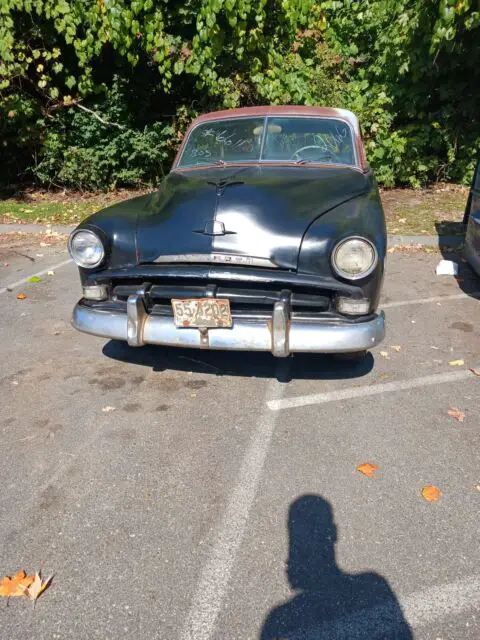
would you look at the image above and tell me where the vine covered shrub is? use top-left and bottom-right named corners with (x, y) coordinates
top-left (0, 0), bottom-right (479, 189)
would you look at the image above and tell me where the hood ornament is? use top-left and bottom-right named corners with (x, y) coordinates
top-left (194, 221), bottom-right (236, 236)
top-left (207, 180), bottom-right (245, 196)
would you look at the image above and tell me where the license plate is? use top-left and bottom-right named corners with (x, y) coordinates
top-left (171, 298), bottom-right (232, 328)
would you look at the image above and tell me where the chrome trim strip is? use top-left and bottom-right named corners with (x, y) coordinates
top-left (153, 253), bottom-right (278, 268)
top-left (72, 303), bottom-right (385, 355)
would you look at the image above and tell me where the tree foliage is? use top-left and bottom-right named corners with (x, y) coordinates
top-left (0, 0), bottom-right (478, 189)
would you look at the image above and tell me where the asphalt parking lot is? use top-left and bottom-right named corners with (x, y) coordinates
top-left (0, 236), bottom-right (479, 639)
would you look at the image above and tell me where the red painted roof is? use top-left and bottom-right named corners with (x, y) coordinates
top-left (193, 105), bottom-right (347, 123)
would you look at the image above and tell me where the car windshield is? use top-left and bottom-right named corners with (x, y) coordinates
top-left (177, 116), bottom-right (356, 167)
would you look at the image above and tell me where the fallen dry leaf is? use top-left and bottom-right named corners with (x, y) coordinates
top-left (469, 368), bottom-right (480, 376)
top-left (421, 485), bottom-right (442, 502)
top-left (387, 246), bottom-right (396, 253)
top-left (356, 462), bottom-right (379, 477)
top-left (449, 359), bottom-right (464, 367)
top-left (380, 351), bottom-right (390, 359)
top-left (20, 571), bottom-right (53, 606)
top-left (16, 292), bottom-right (27, 300)
top-left (391, 345), bottom-right (401, 352)
top-left (47, 270), bottom-right (55, 276)
top-left (447, 407), bottom-right (465, 422)
top-left (474, 484), bottom-right (480, 492)
top-left (398, 218), bottom-right (407, 223)
top-left (102, 406), bottom-right (115, 413)
top-left (0, 570), bottom-right (35, 598)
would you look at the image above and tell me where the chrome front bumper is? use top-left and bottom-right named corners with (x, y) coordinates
top-left (72, 295), bottom-right (385, 357)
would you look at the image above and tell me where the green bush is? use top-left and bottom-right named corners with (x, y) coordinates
top-left (0, 0), bottom-right (478, 190)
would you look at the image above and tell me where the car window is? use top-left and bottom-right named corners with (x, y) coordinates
top-left (178, 118), bottom-right (265, 167)
top-left (177, 116), bottom-right (356, 167)
top-left (262, 117), bottom-right (355, 165)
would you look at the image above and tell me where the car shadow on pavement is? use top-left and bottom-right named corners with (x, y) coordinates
top-left (260, 494), bottom-right (413, 640)
top-left (435, 221), bottom-right (480, 298)
top-left (102, 341), bottom-right (374, 383)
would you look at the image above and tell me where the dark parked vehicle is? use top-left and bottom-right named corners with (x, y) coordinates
top-left (69, 106), bottom-right (386, 357)
top-left (464, 157), bottom-right (480, 277)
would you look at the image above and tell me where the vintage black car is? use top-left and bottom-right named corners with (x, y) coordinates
top-left (464, 157), bottom-right (480, 277)
top-left (69, 106), bottom-right (386, 357)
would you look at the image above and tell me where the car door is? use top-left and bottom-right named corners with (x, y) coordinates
top-left (464, 157), bottom-right (480, 223)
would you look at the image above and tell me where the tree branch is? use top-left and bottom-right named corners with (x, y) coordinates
top-left (41, 96), bottom-right (125, 129)
top-left (74, 103), bottom-right (125, 129)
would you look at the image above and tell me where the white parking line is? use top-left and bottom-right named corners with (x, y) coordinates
top-left (0, 258), bottom-right (73, 295)
top-left (181, 363), bottom-right (290, 640)
top-left (267, 369), bottom-right (474, 412)
top-left (383, 291), bottom-right (480, 308)
top-left (295, 574), bottom-right (480, 639)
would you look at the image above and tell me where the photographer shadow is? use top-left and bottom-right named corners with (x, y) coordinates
top-left (261, 495), bottom-right (412, 639)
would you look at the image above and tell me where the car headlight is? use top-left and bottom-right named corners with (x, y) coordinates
top-left (331, 236), bottom-right (377, 280)
top-left (68, 230), bottom-right (105, 268)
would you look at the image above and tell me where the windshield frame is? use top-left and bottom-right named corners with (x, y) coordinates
top-left (174, 115), bottom-right (359, 170)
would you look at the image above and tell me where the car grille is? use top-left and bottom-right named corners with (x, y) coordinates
top-left (109, 278), bottom-right (331, 316)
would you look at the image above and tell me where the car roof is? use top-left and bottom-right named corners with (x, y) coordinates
top-left (192, 106), bottom-right (360, 135)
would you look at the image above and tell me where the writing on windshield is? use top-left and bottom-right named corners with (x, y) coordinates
top-left (178, 116), bottom-right (356, 167)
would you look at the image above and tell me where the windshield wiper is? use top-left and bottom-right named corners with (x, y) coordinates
top-left (194, 159), bottom-right (226, 168)
top-left (295, 154), bottom-right (333, 164)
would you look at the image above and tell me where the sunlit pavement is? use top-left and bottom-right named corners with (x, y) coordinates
top-left (0, 241), bottom-right (479, 639)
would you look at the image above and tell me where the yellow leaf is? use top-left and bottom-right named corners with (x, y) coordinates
top-left (380, 351), bottom-right (390, 359)
top-left (447, 407), bottom-right (465, 422)
top-left (391, 345), bottom-right (401, 352)
top-left (0, 570), bottom-right (34, 598)
top-left (421, 485), bottom-right (441, 502)
top-left (356, 462), bottom-right (379, 477)
top-left (20, 571), bottom-right (53, 605)
top-left (449, 359), bottom-right (464, 366)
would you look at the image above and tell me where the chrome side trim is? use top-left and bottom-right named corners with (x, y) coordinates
top-left (153, 253), bottom-right (278, 268)
top-left (72, 302), bottom-right (385, 355)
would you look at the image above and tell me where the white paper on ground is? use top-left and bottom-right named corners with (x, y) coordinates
top-left (436, 259), bottom-right (459, 276)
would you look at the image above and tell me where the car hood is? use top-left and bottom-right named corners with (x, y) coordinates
top-left (135, 164), bottom-right (372, 270)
